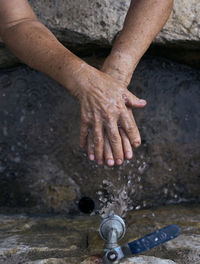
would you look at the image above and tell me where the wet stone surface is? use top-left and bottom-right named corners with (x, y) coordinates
top-left (0, 56), bottom-right (200, 215)
top-left (0, 205), bottom-right (199, 264)
top-left (82, 256), bottom-right (176, 264)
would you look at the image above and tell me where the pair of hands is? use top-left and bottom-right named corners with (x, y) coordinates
top-left (74, 59), bottom-right (146, 166)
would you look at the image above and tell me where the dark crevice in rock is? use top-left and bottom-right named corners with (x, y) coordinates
top-left (147, 44), bottom-right (200, 69)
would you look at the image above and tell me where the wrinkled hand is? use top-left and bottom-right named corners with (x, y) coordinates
top-left (86, 55), bottom-right (147, 166)
top-left (76, 65), bottom-right (146, 166)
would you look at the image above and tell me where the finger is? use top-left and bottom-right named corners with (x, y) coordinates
top-left (88, 130), bottom-right (95, 161)
top-left (94, 118), bottom-right (104, 165)
top-left (120, 109), bottom-right (141, 148)
top-left (104, 135), bottom-right (114, 166)
top-left (119, 128), bottom-right (133, 160)
top-left (106, 122), bottom-right (123, 165)
top-left (123, 91), bottom-right (147, 108)
top-left (79, 121), bottom-right (89, 148)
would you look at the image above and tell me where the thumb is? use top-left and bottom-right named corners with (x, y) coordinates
top-left (124, 91), bottom-right (147, 108)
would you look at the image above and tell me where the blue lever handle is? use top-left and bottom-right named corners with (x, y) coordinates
top-left (128, 224), bottom-right (180, 254)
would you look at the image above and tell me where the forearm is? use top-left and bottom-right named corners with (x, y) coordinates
top-left (1, 19), bottom-right (88, 97)
top-left (102, 0), bottom-right (173, 85)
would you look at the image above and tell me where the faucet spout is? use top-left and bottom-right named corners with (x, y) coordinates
top-left (104, 227), bottom-right (118, 250)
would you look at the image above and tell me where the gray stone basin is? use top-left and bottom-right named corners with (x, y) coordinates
top-left (0, 205), bottom-right (199, 264)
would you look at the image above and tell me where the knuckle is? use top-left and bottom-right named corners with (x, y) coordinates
top-left (81, 112), bottom-right (91, 124)
top-left (89, 142), bottom-right (94, 149)
top-left (79, 138), bottom-right (86, 147)
top-left (80, 125), bottom-right (88, 134)
top-left (132, 137), bottom-right (141, 147)
top-left (106, 113), bottom-right (115, 123)
top-left (110, 135), bottom-right (120, 144)
top-left (116, 104), bottom-right (125, 113)
top-left (121, 108), bottom-right (128, 115)
top-left (80, 131), bottom-right (87, 137)
top-left (82, 116), bottom-right (89, 124)
top-left (126, 125), bottom-right (135, 134)
top-left (94, 136), bottom-right (103, 145)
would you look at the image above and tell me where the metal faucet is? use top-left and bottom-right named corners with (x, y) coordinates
top-left (99, 213), bottom-right (180, 264)
top-left (99, 213), bottom-right (126, 264)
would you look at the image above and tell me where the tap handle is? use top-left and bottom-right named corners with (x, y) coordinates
top-left (127, 224), bottom-right (180, 255)
top-left (102, 225), bottom-right (180, 263)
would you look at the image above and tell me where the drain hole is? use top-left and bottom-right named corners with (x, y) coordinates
top-left (78, 197), bottom-right (95, 214)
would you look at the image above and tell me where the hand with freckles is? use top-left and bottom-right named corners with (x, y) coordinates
top-left (86, 55), bottom-right (147, 166)
top-left (85, 0), bottom-right (174, 166)
top-left (0, 0), bottom-right (173, 168)
top-left (77, 65), bottom-right (146, 166)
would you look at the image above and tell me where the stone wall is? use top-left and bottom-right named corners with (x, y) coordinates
top-left (0, 56), bottom-right (199, 215)
top-left (0, 0), bottom-right (199, 215)
top-left (0, 0), bottom-right (200, 68)
top-left (28, 0), bottom-right (200, 49)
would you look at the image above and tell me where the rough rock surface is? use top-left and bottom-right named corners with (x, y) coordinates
top-left (0, 56), bottom-right (199, 214)
top-left (0, 56), bottom-right (199, 215)
top-left (0, 205), bottom-right (199, 264)
top-left (25, 0), bottom-right (200, 49)
top-left (156, 0), bottom-right (200, 48)
top-left (0, 0), bottom-right (200, 68)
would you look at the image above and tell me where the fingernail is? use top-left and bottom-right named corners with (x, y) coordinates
top-left (116, 159), bottom-right (122, 165)
top-left (107, 159), bottom-right (114, 166)
top-left (89, 154), bottom-right (95, 161)
top-left (139, 99), bottom-right (146, 104)
top-left (126, 151), bottom-right (132, 159)
top-left (98, 160), bottom-right (103, 165)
